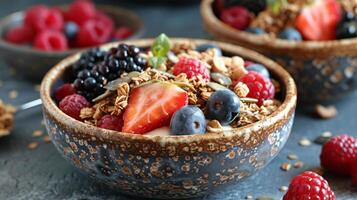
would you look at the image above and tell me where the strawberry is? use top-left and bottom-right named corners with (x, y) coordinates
top-left (295, 0), bottom-right (342, 41)
top-left (122, 82), bottom-right (188, 134)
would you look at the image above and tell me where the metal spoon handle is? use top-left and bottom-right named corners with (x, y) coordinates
top-left (18, 99), bottom-right (42, 111)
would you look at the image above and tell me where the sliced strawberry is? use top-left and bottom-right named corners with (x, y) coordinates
top-left (295, 0), bottom-right (342, 41)
top-left (122, 82), bottom-right (188, 134)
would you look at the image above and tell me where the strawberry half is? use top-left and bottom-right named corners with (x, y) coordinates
top-left (122, 82), bottom-right (188, 134)
top-left (295, 0), bottom-right (342, 41)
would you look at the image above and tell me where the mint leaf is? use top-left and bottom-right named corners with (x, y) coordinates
top-left (267, 0), bottom-right (287, 14)
top-left (149, 57), bottom-right (167, 68)
top-left (151, 33), bottom-right (170, 57)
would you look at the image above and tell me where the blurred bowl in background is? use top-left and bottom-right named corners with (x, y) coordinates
top-left (0, 5), bottom-right (144, 82)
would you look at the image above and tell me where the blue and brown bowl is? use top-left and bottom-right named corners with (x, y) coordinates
top-left (201, 0), bottom-right (357, 104)
top-left (40, 38), bottom-right (297, 199)
top-left (0, 5), bottom-right (144, 82)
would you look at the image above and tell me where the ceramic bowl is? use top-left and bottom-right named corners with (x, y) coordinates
top-left (201, 0), bottom-right (357, 104)
top-left (0, 5), bottom-right (144, 82)
top-left (40, 38), bottom-right (297, 199)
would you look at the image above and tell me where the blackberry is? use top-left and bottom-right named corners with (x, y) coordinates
top-left (72, 48), bottom-right (106, 73)
top-left (224, 0), bottom-right (266, 15)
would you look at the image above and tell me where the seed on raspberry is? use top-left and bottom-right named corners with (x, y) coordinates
top-left (97, 114), bottom-right (123, 132)
top-left (283, 171), bottom-right (335, 200)
top-left (220, 6), bottom-right (252, 30)
top-left (320, 134), bottom-right (356, 176)
top-left (5, 25), bottom-right (34, 44)
top-left (173, 57), bottom-right (210, 81)
top-left (238, 71), bottom-right (275, 106)
top-left (59, 94), bottom-right (90, 120)
top-left (75, 20), bottom-right (111, 47)
top-left (34, 30), bottom-right (68, 51)
top-left (54, 83), bottom-right (76, 102)
top-left (66, 0), bottom-right (96, 25)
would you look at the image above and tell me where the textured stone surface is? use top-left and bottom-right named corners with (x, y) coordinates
top-left (0, 0), bottom-right (356, 200)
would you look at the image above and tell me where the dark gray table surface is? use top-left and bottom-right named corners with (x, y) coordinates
top-left (0, 1), bottom-right (356, 200)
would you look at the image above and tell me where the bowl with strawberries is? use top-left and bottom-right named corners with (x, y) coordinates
top-left (0, 0), bottom-right (144, 81)
top-left (201, 0), bottom-right (357, 103)
top-left (40, 34), bottom-right (297, 198)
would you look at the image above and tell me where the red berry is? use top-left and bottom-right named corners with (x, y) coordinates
top-left (173, 57), bottom-right (210, 81)
top-left (97, 115), bottom-right (123, 132)
top-left (5, 25), bottom-right (34, 44)
top-left (238, 71), bottom-right (275, 106)
top-left (351, 158), bottom-right (357, 185)
top-left (24, 5), bottom-right (49, 28)
top-left (94, 11), bottom-right (114, 34)
top-left (66, 0), bottom-right (96, 25)
top-left (59, 94), bottom-right (90, 120)
top-left (26, 7), bottom-right (64, 33)
top-left (34, 30), bottom-right (68, 51)
top-left (54, 84), bottom-right (76, 102)
top-left (283, 171), bottom-right (335, 200)
top-left (320, 134), bottom-right (356, 176)
top-left (295, 0), bottom-right (342, 41)
top-left (220, 6), bottom-right (251, 30)
top-left (113, 27), bottom-right (133, 40)
top-left (75, 20), bottom-right (111, 47)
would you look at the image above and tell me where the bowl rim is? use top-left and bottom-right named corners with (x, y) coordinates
top-left (40, 38), bottom-right (297, 145)
top-left (0, 4), bottom-right (145, 56)
top-left (200, 0), bottom-right (357, 53)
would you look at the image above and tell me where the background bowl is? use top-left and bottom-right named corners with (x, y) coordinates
top-left (201, 0), bottom-right (357, 104)
top-left (40, 38), bottom-right (297, 199)
top-left (0, 5), bottom-right (144, 82)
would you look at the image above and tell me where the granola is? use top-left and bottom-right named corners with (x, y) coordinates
top-left (0, 100), bottom-right (16, 136)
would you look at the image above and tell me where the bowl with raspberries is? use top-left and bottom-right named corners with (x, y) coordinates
top-left (201, 0), bottom-right (357, 103)
top-left (40, 35), bottom-right (297, 199)
top-left (0, 0), bottom-right (144, 81)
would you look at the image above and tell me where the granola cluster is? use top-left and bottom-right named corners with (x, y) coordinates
top-left (0, 100), bottom-right (16, 136)
top-left (77, 41), bottom-right (281, 132)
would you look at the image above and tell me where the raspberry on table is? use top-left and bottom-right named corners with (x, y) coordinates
top-left (97, 115), bottom-right (123, 132)
top-left (283, 171), bottom-right (335, 200)
top-left (54, 84), bottom-right (76, 102)
top-left (75, 20), bottom-right (111, 47)
top-left (5, 25), bottom-right (34, 44)
top-left (320, 134), bottom-right (357, 176)
top-left (173, 57), bottom-right (210, 81)
top-left (34, 30), bottom-right (68, 51)
top-left (66, 0), bottom-right (96, 25)
top-left (238, 71), bottom-right (275, 106)
top-left (59, 94), bottom-right (90, 120)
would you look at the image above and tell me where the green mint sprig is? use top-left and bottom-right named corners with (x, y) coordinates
top-left (267, 0), bottom-right (287, 14)
top-left (149, 33), bottom-right (170, 68)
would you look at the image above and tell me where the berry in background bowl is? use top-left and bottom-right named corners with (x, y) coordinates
top-left (0, 0), bottom-right (144, 82)
top-left (40, 35), bottom-right (297, 198)
top-left (201, 0), bottom-right (357, 104)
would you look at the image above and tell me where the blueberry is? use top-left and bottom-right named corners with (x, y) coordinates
top-left (196, 44), bottom-right (222, 56)
top-left (170, 106), bottom-right (206, 135)
top-left (342, 12), bottom-right (356, 22)
top-left (64, 22), bottom-right (78, 41)
top-left (246, 27), bottom-right (265, 35)
top-left (336, 22), bottom-right (357, 39)
top-left (246, 64), bottom-right (270, 78)
top-left (207, 90), bottom-right (240, 125)
top-left (278, 28), bottom-right (302, 41)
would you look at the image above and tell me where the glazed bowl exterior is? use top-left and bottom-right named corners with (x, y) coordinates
top-left (40, 38), bottom-right (297, 199)
top-left (201, 0), bottom-right (357, 103)
top-left (0, 5), bottom-right (144, 82)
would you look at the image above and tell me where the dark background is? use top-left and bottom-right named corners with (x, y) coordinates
top-left (0, 0), bottom-right (356, 199)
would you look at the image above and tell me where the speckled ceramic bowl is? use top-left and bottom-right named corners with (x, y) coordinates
top-left (40, 38), bottom-right (297, 199)
top-left (0, 5), bottom-right (144, 82)
top-left (201, 0), bottom-right (357, 103)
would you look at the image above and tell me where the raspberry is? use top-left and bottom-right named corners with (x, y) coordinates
top-left (5, 25), bottom-right (34, 44)
top-left (26, 7), bottom-right (64, 33)
top-left (59, 94), bottom-right (90, 120)
top-left (97, 115), bottom-right (123, 132)
top-left (54, 84), bottom-right (76, 102)
top-left (220, 6), bottom-right (252, 30)
top-left (66, 0), bottom-right (96, 25)
top-left (238, 71), bottom-right (275, 106)
top-left (283, 171), bottom-right (335, 200)
top-left (173, 57), bottom-right (210, 81)
top-left (113, 27), bottom-right (133, 40)
top-left (320, 134), bottom-right (356, 176)
top-left (94, 11), bottom-right (114, 35)
top-left (34, 30), bottom-right (68, 51)
top-left (75, 20), bottom-right (111, 47)
top-left (352, 158), bottom-right (357, 185)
